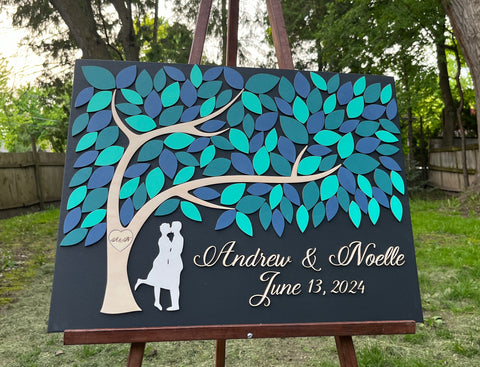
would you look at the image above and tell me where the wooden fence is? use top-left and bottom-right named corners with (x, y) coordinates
top-left (428, 143), bottom-right (478, 192)
top-left (0, 152), bottom-right (65, 218)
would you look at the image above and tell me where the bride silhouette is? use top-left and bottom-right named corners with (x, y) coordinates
top-left (134, 221), bottom-right (184, 311)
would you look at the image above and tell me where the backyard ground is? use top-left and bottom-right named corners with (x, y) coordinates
top-left (0, 193), bottom-right (479, 366)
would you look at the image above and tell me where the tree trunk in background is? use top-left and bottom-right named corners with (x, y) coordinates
top-left (443, 0), bottom-right (480, 182)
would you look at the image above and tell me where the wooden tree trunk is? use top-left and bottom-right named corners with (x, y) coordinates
top-left (443, 0), bottom-right (480, 180)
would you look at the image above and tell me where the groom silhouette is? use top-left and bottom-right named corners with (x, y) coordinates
top-left (134, 221), bottom-right (184, 311)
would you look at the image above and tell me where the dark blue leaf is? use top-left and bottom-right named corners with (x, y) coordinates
top-left (124, 163), bottom-right (150, 178)
top-left (249, 132), bottom-right (264, 153)
top-left (306, 111), bottom-right (325, 133)
top-left (274, 97), bottom-right (293, 116)
top-left (181, 105), bottom-right (201, 122)
top-left (87, 166), bottom-right (114, 189)
top-left (362, 104), bottom-right (386, 120)
top-left (75, 87), bottom-right (94, 107)
top-left (255, 112), bottom-right (278, 131)
top-left (380, 156), bottom-right (401, 171)
top-left (215, 210), bottom-right (236, 230)
top-left (386, 99), bottom-right (398, 119)
top-left (339, 119), bottom-right (360, 133)
top-left (188, 137), bottom-right (210, 153)
top-left (144, 90), bottom-right (162, 118)
top-left (85, 223), bottom-right (107, 247)
top-left (180, 80), bottom-right (198, 107)
top-left (224, 67), bottom-right (244, 89)
top-left (326, 196), bottom-right (339, 221)
top-left (203, 66), bottom-right (223, 81)
top-left (74, 151), bottom-right (99, 168)
top-left (373, 187), bottom-right (390, 208)
top-left (120, 198), bottom-right (134, 226)
top-left (272, 209), bottom-right (285, 237)
top-left (116, 65), bottom-right (137, 88)
top-left (200, 119), bottom-right (226, 132)
top-left (194, 187), bottom-right (221, 200)
top-left (63, 207), bottom-right (82, 234)
top-left (337, 81), bottom-right (353, 105)
top-left (278, 136), bottom-right (296, 163)
top-left (87, 110), bottom-right (112, 132)
top-left (283, 183), bottom-right (300, 205)
top-left (231, 152), bottom-right (254, 174)
top-left (354, 189), bottom-right (368, 214)
top-left (159, 149), bottom-right (177, 179)
top-left (294, 72), bottom-right (310, 98)
top-left (164, 66), bottom-right (185, 81)
top-left (338, 167), bottom-right (356, 194)
top-left (247, 183), bottom-right (272, 196)
top-left (356, 137), bottom-right (381, 154)
top-left (307, 144), bottom-right (331, 157)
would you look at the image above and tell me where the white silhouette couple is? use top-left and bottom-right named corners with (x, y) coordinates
top-left (135, 221), bottom-right (184, 311)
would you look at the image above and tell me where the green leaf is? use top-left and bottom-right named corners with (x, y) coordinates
top-left (95, 146), bottom-right (124, 166)
top-left (82, 66), bottom-right (115, 90)
top-left (87, 91), bottom-right (112, 112)
top-left (221, 183), bottom-right (246, 205)
top-left (236, 212), bottom-right (253, 236)
top-left (173, 166), bottom-right (195, 185)
top-left (121, 89), bottom-right (143, 105)
top-left (67, 186), bottom-right (87, 210)
top-left (253, 147), bottom-right (270, 175)
top-left (327, 74), bottom-right (340, 93)
top-left (161, 82), bottom-right (180, 107)
top-left (296, 205), bottom-right (309, 233)
top-left (81, 209), bottom-right (106, 228)
top-left (120, 177), bottom-right (140, 199)
top-left (96, 126), bottom-right (119, 150)
top-left (242, 92), bottom-right (262, 114)
top-left (293, 97), bottom-right (309, 123)
top-left (181, 201), bottom-right (202, 221)
top-left (320, 175), bottom-right (339, 201)
top-left (307, 88), bottom-right (323, 113)
top-left (356, 121), bottom-right (379, 137)
top-left (125, 115), bottom-right (157, 132)
top-left (190, 65), bottom-right (202, 88)
top-left (164, 133), bottom-right (194, 150)
top-left (146, 168), bottom-right (165, 198)
top-left (69, 167), bottom-right (92, 187)
top-left (246, 73), bottom-right (280, 93)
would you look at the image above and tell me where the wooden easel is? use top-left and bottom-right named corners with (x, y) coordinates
top-left (64, 1), bottom-right (417, 365)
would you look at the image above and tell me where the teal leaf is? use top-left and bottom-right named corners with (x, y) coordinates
top-left (376, 144), bottom-right (400, 156)
top-left (198, 80), bottom-right (222, 99)
top-left (253, 147), bottom-right (270, 175)
top-left (312, 202), bottom-right (325, 227)
top-left (95, 146), bottom-right (124, 166)
top-left (313, 130), bottom-right (341, 146)
top-left (82, 188), bottom-right (108, 213)
top-left (229, 129), bottom-right (249, 153)
top-left (190, 65), bottom-right (202, 87)
top-left (236, 212), bottom-right (253, 236)
top-left (298, 156), bottom-right (321, 175)
top-left (76, 132), bottom-right (98, 152)
top-left (259, 203), bottom-right (272, 230)
top-left (200, 145), bottom-right (216, 167)
top-left (67, 186), bottom-right (87, 210)
top-left (181, 201), bottom-right (202, 222)
top-left (357, 175), bottom-right (373, 198)
top-left (60, 228), bottom-right (88, 246)
top-left (154, 69), bottom-right (167, 91)
top-left (390, 195), bottom-right (403, 221)
top-left (211, 136), bottom-right (234, 150)
top-left (353, 76), bottom-right (366, 95)
top-left (159, 106), bottom-right (183, 126)
top-left (307, 88), bottom-right (323, 113)
top-left (138, 140), bottom-right (163, 162)
top-left (120, 177), bottom-right (140, 199)
top-left (346, 96), bottom-right (364, 118)
top-left (356, 121), bottom-right (379, 137)
top-left (319, 154), bottom-right (338, 171)
top-left (259, 94), bottom-right (277, 111)
top-left (87, 91), bottom-right (112, 112)
top-left (280, 197), bottom-right (293, 223)
top-left (323, 94), bottom-right (336, 114)
top-left (69, 167), bottom-right (92, 187)
top-left (279, 76), bottom-right (295, 102)
top-left (72, 113), bottom-right (89, 136)
top-left (344, 154), bottom-right (380, 174)
top-left (337, 133), bottom-right (354, 159)
top-left (391, 171), bottom-right (405, 194)
top-left (325, 110), bottom-right (345, 130)
top-left (269, 184), bottom-right (283, 209)
top-left (236, 196), bottom-right (266, 214)
top-left (125, 115), bottom-right (156, 132)
top-left (364, 83), bottom-right (381, 103)
top-left (368, 198), bottom-right (380, 225)
top-left (203, 158), bottom-right (231, 176)
top-left (349, 201), bottom-right (361, 228)
top-left (270, 153), bottom-right (291, 176)
top-left (379, 119), bottom-right (400, 134)
top-left (296, 205), bottom-right (309, 233)
top-left (293, 97), bottom-right (309, 123)
top-left (280, 116), bottom-right (308, 144)
top-left (121, 89), bottom-right (143, 105)
top-left (161, 82), bottom-right (180, 107)
top-left (246, 73), bottom-right (280, 94)
top-left (200, 96), bottom-right (216, 117)
top-left (242, 92), bottom-right (262, 114)
top-left (116, 103), bottom-right (142, 116)
top-left (154, 198), bottom-right (179, 216)
top-left (135, 69), bottom-right (153, 97)
top-left (164, 133), bottom-right (194, 150)
top-left (173, 166), bottom-right (195, 185)
top-left (303, 181), bottom-right (319, 210)
top-left (337, 186), bottom-right (350, 212)
top-left (221, 183), bottom-right (246, 205)
top-left (243, 114), bottom-right (254, 138)
top-left (133, 183), bottom-right (147, 210)
top-left (374, 168), bottom-right (392, 195)
top-left (227, 101), bottom-right (244, 127)
top-left (265, 129), bottom-right (278, 152)
top-left (327, 74), bottom-right (340, 93)
top-left (81, 209), bottom-right (106, 228)
top-left (95, 126), bottom-right (119, 150)
top-left (216, 89), bottom-right (232, 108)
top-left (146, 167), bottom-right (165, 198)
top-left (82, 66), bottom-right (115, 90)
top-left (310, 72), bottom-right (327, 90)
top-left (320, 175), bottom-right (339, 201)
top-left (380, 84), bottom-right (393, 104)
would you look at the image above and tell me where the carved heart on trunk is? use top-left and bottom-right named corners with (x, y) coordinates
top-left (108, 229), bottom-right (134, 252)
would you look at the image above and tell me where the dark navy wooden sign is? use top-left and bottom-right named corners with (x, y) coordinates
top-left (48, 60), bottom-right (422, 332)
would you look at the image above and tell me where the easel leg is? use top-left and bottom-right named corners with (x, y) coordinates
top-left (215, 339), bottom-right (226, 367)
top-left (127, 342), bottom-right (146, 367)
top-left (335, 336), bottom-right (358, 367)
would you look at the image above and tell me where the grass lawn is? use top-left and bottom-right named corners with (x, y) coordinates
top-left (0, 195), bottom-right (479, 366)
